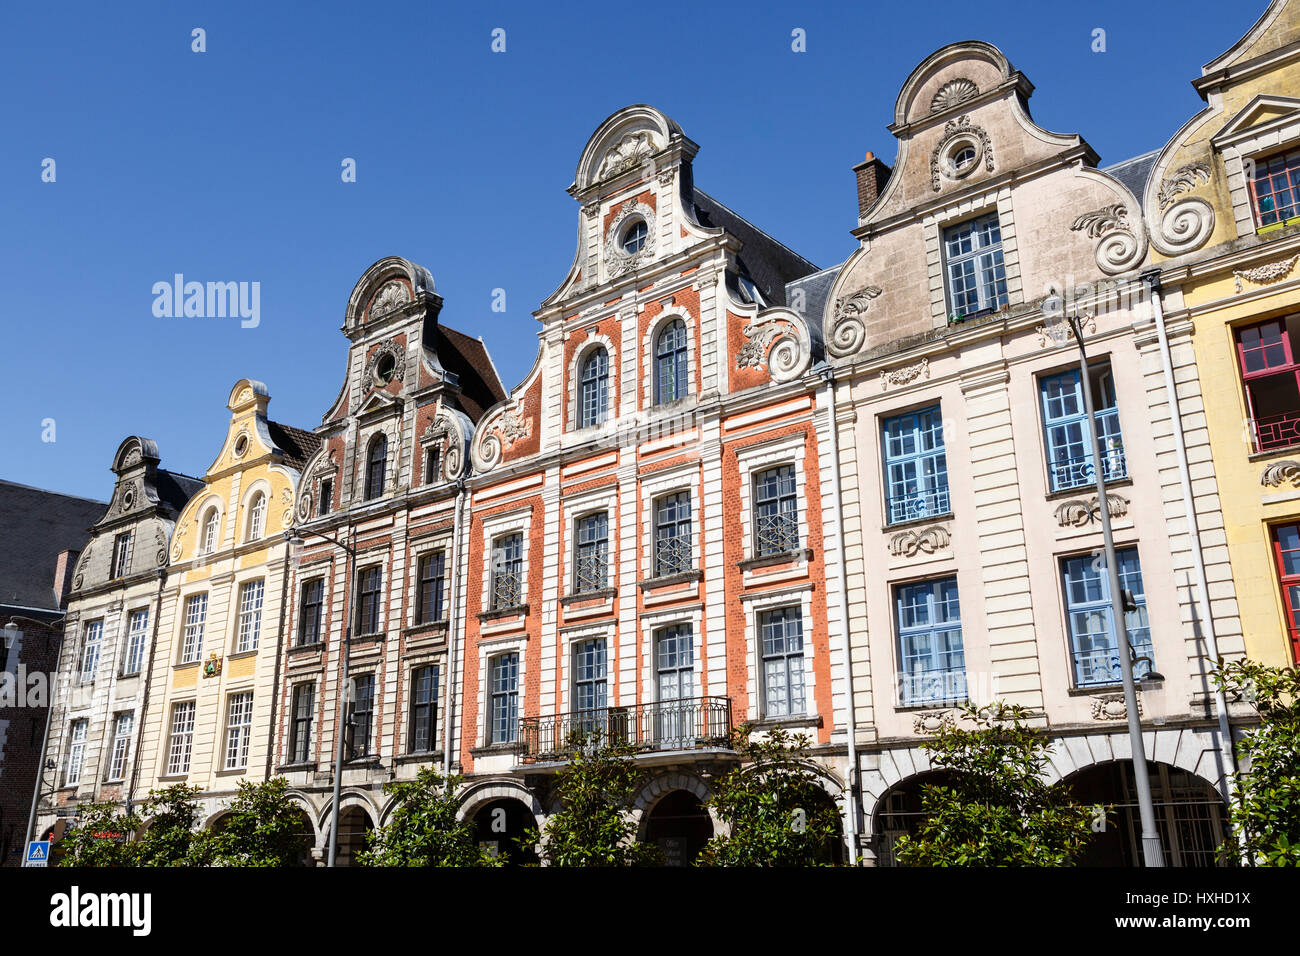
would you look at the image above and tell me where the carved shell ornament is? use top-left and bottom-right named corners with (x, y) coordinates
top-left (368, 281), bottom-right (410, 320)
top-left (1069, 203), bottom-right (1145, 276)
top-left (1153, 162), bottom-right (1214, 256)
top-left (929, 78), bottom-right (979, 115)
top-left (828, 286), bottom-right (882, 357)
top-left (736, 317), bottom-right (806, 383)
top-left (596, 130), bottom-right (659, 181)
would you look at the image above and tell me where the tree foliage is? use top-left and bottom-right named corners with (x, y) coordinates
top-left (1214, 659), bottom-right (1300, 866)
top-left (892, 703), bottom-right (1098, 866)
top-left (699, 726), bottom-right (844, 866)
top-left (526, 733), bottom-right (661, 867)
top-left (55, 801), bottom-right (143, 867)
top-left (195, 778), bottom-right (311, 867)
top-left (133, 784), bottom-right (206, 866)
top-left (359, 769), bottom-right (500, 867)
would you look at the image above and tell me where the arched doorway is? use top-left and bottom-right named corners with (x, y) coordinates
top-left (471, 798), bottom-right (538, 865)
top-left (1067, 761), bottom-right (1230, 867)
top-left (285, 806), bottom-right (316, 867)
top-left (335, 805), bottom-right (374, 867)
top-left (642, 790), bottom-right (713, 866)
top-left (872, 771), bottom-right (955, 867)
top-left (804, 786), bottom-right (847, 865)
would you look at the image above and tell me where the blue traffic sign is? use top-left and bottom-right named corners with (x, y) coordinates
top-left (25, 841), bottom-right (50, 866)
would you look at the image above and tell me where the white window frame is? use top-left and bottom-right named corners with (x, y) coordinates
top-left (235, 578), bottom-right (265, 653)
top-left (64, 719), bottom-right (88, 786)
top-left (224, 692), bottom-right (254, 771)
top-left (566, 334), bottom-right (617, 434)
top-left (742, 585), bottom-right (816, 723)
top-left (735, 435), bottom-right (809, 562)
top-left (122, 608), bottom-right (149, 676)
top-left (166, 700), bottom-right (196, 776)
top-left (107, 711), bottom-right (134, 782)
top-left (480, 509), bottom-right (531, 614)
top-left (180, 593), bottom-right (208, 664)
top-left (638, 462), bottom-right (700, 580)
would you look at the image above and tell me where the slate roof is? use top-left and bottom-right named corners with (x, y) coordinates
top-left (691, 189), bottom-right (820, 306)
top-left (785, 262), bottom-right (845, 343)
top-left (151, 469), bottom-right (205, 519)
top-left (0, 480), bottom-right (106, 612)
top-left (267, 421), bottom-right (323, 472)
top-left (436, 324), bottom-right (509, 423)
top-left (1103, 149), bottom-right (1160, 203)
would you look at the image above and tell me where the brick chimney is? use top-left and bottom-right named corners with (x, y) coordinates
top-left (52, 549), bottom-right (78, 607)
top-left (852, 151), bottom-right (891, 218)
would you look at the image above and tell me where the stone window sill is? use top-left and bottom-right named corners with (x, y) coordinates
top-left (275, 762), bottom-right (318, 774)
top-left (739, 548), bottom-right (812, 572)
top-left (882, 512), bottom-right (954, 534)
top-left (561, 589), bottom-right (615, 606)
top-left (479, 604), bottom-right (529, 623)
top-left (638, 569), bottom-right (702, 590)
top-left (1045, 477), bottom-right (1133, 502)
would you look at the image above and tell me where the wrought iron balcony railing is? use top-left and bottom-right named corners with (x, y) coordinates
top-left (516, 696), bottom-right (733, 763)
top-left (1253, 410), bottom-right (1300, 453)
top-left (887, 487), bottom-right (951, 525)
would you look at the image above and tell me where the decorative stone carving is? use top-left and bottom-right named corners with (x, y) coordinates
top-left (1157, 162), bottom-right (1211, 211)
top-left (656, 168), bottom-right (674, 187)
top-left (123, 447), bottom-right (142, 467)
top-left (913, 710), bottom-right (957, 735)
top-left (929, 78), bottom-right (979, 115)
top-left (1070, 203), bottom-right (1145, 275)
top-left (279, 487), bottom-right (294, 528)
top-left (1261, 459), bottom-right (1300, 488)
top-left (499, 399), bottom-right (532, 447)
top-left (203, 653), bottom-right (223, 678)
top-left (889, 524), bottom-right (951, 557)
top-left (582, 203), bottom-right (600, 220)
top-left (881, 358), bottom-right (930, 391)
top-left (604, 200), bottom-right (656, 278)
top-left (427, 411), bottom-right (468, 480)
top-left (827, 286), bottom-right (882, 358)
top-left (736, 316), bottom-right (806, 383)
top-left (1091, 694), bottom-right (1139, 720)
top-left (930, 115), bottom-right (993, 191)
top-left (596, 130), bottom-right (658, 180)
top-left (1054, 493), bottom-right (1129, 528)
top-left (368, 280), bottom-right (409, 319)
top-left (365, 339), bottom-right (407, 387)
top-left (297, 489), bottom-right (313, 521)
top-left (170, 524), bottom-right (186, 561)
top-left (1234, 254), bottom-right (1299, 293)
top-left (1035, 312), bottom-right (1095, 348)
top-left (155, 526), bottom-right (168, 567)
top-left (1155, 197), bottom-right (1215, 255)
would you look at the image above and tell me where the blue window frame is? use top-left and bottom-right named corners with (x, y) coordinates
top-left (655, 319), bottom-right (688, 404)
top-left (882, 406), bottom-right (950, 525)
top-left (895, 578), bottom-right (966, 706)
top-left (1061, 547), bottom-right (1153, 687)
top-left (1040, 365), bottom-right (1125, 492)
top-left (490, 653), bottom-right (519, 744)
top-left (943, 213), bottom-right (1008, 319)
top-left (579, 348), bottom-right (609, 428)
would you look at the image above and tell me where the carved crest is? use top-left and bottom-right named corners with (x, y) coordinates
top-left (881, 358), bottom-right (930, 391)
top-left (1091, 694), bottom-right (1138, 720)
top-left (368, 281), bottom-right (410, 319)
top-left (888, 524), bottom-right (951, 557)
top-left (912, 710), bottom-right (957, 735)
top-left (596, 131), bottom-right (658, 180)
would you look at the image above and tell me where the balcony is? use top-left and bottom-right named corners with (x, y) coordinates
top-left (1253, 410), bottom-right (1300, 453)
top-left (516, 696), bottom-right (733, 764)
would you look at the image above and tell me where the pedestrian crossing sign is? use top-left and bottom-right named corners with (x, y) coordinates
top-left (25, 841), bottom-right (49, 867)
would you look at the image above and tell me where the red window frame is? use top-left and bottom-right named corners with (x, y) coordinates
top-left (1235, 317), bottom-right (1300, 452)
top-left (1248, 148), bottom-right (1300, 228)
top-left (1271, 523), bottom-right (1300, 665)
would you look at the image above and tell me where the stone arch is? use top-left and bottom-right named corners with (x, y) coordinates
top-left (573, 104), bottom-right (683, 194)
top-left (641, 307), bottom-right (698, 409)
top-left (1039, 728), bottom-right (1232, 804)
top-left (343, 256), bottom-right (439, 334)
top-left (630, 771), bottom-right (718, 835)
top-left (567, 334), bottom-right (618, 432)
top-left (455, 779), bottom-right (545, 828)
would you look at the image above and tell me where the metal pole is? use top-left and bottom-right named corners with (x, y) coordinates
top-left (1068, 311), bottom-right (1165, 867)
top-left (23, 622), bottom-right (62, 855)
top-left (327, 531), bottom-right (355, 868)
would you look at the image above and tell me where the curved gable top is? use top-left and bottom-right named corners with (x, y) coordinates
top-left (893, 41), bottom-right (1019, 128)
top-left (112, 436), bottom-right (160, 473)
top-left (344, 256), bottom-right (439, 333)
top-left (571, 105), bottom-right (686, 194)
top-left (1201, 0), bottom-right (1295, 78)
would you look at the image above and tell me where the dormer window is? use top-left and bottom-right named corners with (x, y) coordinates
top-left (1250, 148), bottom-right (1300, 228)
top-left (621, 220), bottom-right (648, 255)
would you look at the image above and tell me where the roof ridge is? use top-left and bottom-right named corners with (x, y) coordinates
top-left (0, 479), bottom-right (107, 505)
top-left (693, 188), bottom-right (820, 271)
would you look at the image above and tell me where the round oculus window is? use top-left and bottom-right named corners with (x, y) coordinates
top-left (233, 435), bottom-right (248, 457)
top-left (621, 220), bottom-right (648, 255)
top-left (375, 352), bottom-right (398, 384)
top-left (952, 145), bottom-right (976, 171)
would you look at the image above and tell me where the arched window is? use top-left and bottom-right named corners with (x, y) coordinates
top-left (246, 492), bottom-right (266, 540)
top-left (654, 319), bottom-right (688, 405)
top-left (201, 508), bottom-right (220, 554)
top-left (579, 348), bottom-right (609, 428)
top-left (365, 435), bottom-right (387, 501)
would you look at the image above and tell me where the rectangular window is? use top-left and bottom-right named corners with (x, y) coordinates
top-left (574, 638), bottom-right (608, 719)
top-left (180, 594), bottom-right (207, 664)
top-left (1237, 316), bottom-right (1300, 453)
top-left (236, 579), bottom-right (264, 653)
top-left (491, 534), bottom-right (524, 610)
top-left (409, 665), bottom-right (439, 753)
top-left (224, 692), bottom-right (254, 771)
top-left (416, 551), bottom-right (446, 624)
top-left (1040, 363), bottom-right (1126, 492)
top-left (489, 653), bottom-right (519, 744)
top-left (78, 620), bottom-right (103, 685)
top-left (347, 674), bottom-right (375, 760)
top-left (122, 609), bottom-right (148, 676)
top-left (754, 465), bottom-right (799, 557)
top-left (1271, 524), bottom-right (1300, 665)
top-left (318, 479), bottom-right (332, 516)
top-left (654, 492), bottom-right (692, 577)
top-left (882, 406), bottom-right (950, 524)
top-left (107, 712), bottom-right (133, 782)
top-left (110, 532), bottom-right (132, 579)
top-left (290, 684), bottom-right (314, 764)
top-left (167, 701), bottom-right (196, 776)
top-left (64, 719), bottom-right (88, 787)
top-left (574, 512), bottom-right (609, 593)
top-left (655, 625), bottom-right (694, 745)
top-left (896, 578), bottom-right (966, 706)
top-left (943, 212), bottom-right (1009, 319)
top-left (1061, 547), bottom-right (1152, 687)
top-left (424, 446), bottom-right (441, 485)
top-left (760, 607), bottom-right (806, 717)
top-left (1250, 148), bottom-right (1300, 227)
top-left (297, 578), bottom-right (324, 647)
top-left (356, 566), bottom-right (382, 636)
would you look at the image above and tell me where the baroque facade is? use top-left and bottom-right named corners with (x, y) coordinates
top-left (24, 0), bottom-right (1300, 868)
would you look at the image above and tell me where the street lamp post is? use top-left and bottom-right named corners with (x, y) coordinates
top-left (286, 527), bottom-right (356, 868)
top-left (1065, 310), bottom-right (1166, 868)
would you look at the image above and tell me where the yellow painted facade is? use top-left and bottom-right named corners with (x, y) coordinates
top-left (136, 379), bottom-right (315, 817)
top-left (1152, 0), bottom-right (1300, 666)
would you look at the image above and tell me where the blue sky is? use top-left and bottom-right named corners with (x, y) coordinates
top-left (0, 0), bottom-right (1260, 500)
